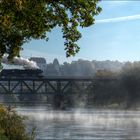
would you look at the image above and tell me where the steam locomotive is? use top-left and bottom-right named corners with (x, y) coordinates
top-left (0, 69), bottom-right (43, 78)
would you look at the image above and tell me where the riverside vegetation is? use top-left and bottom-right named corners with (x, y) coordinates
top-left (0, 105), bottom-right (35, 140)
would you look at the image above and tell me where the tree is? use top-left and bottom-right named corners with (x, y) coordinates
top-left (0, 0), bottom-right (102, 61)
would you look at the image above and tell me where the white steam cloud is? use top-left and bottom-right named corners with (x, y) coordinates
top-left (2, 55), bottom-right (39, 69)
top-left (95, 14), bottom-right (140, 24)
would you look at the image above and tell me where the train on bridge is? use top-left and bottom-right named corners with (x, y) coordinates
top-left (0, 69), bottom-right (43, 78)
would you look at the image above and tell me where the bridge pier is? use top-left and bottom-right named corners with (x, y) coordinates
top-left (53, 94), bottom-right (65, 109)
top-left (53, 81), bottom-right (65, 109)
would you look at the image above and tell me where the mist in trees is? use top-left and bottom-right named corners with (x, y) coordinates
top-left (46, 59), bottom-right (140, 109)
top-left (87, 61), bottom-right (140, 109)
top-left (46, 59), bottom-right (123, 76)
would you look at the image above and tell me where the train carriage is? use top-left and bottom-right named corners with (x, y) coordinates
top-left (0, 69), bottom-right (43, 78)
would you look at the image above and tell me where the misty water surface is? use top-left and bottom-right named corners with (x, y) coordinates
top-left (17, 107), bottom-right (140, 140)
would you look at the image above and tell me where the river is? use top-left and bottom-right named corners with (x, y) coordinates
top-left (16, 107), bottom-right (140, 140)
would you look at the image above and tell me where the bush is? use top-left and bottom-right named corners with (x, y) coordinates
top-left (0, 105), bottom-right (35, 140)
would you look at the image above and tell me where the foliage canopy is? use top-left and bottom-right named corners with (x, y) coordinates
top-left (0, 0), bottom-right (101, 61)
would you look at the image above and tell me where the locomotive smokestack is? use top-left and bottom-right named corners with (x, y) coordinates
top-left (2, 55), bottom-right (39, 69)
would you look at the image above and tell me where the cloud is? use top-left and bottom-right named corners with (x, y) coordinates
top-left (95, 14), bottom-right (140, 24)
top-left (108, 1), bottom-right (129, 5)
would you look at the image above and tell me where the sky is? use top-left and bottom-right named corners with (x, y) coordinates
top-left (21, 1), bottom-right (140, 64)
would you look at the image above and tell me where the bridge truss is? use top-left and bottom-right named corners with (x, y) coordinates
top-left (0, 77), bottom-right (95, 95)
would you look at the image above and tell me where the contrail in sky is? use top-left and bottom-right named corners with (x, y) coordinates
top-left (95, 14), bottom-right (140, 24)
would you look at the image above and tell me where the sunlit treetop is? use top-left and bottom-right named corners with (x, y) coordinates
top-left (0, 0), bottom-right (102, 61)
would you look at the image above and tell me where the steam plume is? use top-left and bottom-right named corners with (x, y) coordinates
top-left (2, 55), bottom-right (39, 69)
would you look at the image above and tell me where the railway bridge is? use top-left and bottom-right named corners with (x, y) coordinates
top-left (0, 76), bottom-right (117, 94)
top-left (0, 76), bottom-right (118, 107)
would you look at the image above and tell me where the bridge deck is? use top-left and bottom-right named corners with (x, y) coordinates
top-left (0, 76), bottom-right (118, 81)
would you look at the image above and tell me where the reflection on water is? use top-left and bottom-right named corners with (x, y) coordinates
top-left (17, 107), bottom-right (140, 140)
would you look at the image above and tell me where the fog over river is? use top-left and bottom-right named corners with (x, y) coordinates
top-left (16, 107), bottom-right (140, 140)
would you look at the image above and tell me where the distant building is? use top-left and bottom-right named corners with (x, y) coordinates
top-left (46, 58), bottom-right (61, 76)
top-left (53, 59), bottom-right (60, 71)
top-left (29, 57), bottom-right (47, 73)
